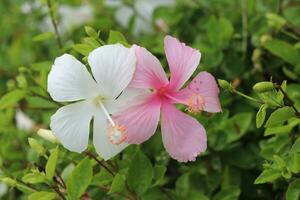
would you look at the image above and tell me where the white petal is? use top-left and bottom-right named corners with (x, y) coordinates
top-left (88, 44), bottom-right (136, 99)
top-left (93, 111), bottom-right (128, 160)
top-left (48, 54), bottom-right (99, 102)
top-left (105, 88), bottom-right (148, 114)
top-left (50, 100), bottom-right (94, 153)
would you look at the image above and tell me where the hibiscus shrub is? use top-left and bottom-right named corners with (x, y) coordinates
top-left (1, 0), bottom-right (300, 200)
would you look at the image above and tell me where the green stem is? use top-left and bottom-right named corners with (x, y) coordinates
top-left (233, 89), bottom-right (264, 104)
top-left (241, 0), bottom-right (248, 60)
top-left (275, 84), bottom-right (300, 118)
top-left (46, 0), bottom-right (63, 49)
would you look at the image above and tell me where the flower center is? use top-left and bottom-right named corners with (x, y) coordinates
top-left (187, 93), bottom-right (205, 114)
top-left (157, 87), bottom-right (166, 95)
top-left (94, 96), bottom-right (127, 145)
top-left (108, 124), bottom-right (128, 145)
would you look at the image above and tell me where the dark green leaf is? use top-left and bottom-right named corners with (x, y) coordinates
top-left (264, 39), bottom-right (300, 66)
top-left (127, 151), bottom-right (153, 195)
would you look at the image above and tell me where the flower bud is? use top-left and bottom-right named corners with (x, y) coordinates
top-left (253, 82), bottom-right (274, 93)
top-left (218, 79), bottom-right (233, 91)
top-left (37, 129), bottom-right (59, 144)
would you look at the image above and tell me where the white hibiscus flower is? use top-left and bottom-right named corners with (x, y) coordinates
top-left (48, 44), bottom-right (138, 160)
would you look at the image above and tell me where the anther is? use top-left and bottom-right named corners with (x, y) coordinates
top-left (186, 93), bottom-right (205, 114)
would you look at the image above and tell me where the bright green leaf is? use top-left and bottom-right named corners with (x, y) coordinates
top-left (107, 30), bottom-right (129, 46)
top-left (0, 90), bottom-right (26, 110)
top-left (84, 26), bottom-right (98, 39)
top-left (291, 137), bottom-right (300, 153)
top-left (32, 32), bottom-right (54, 42)
top-left (256, 104), bottom-right (268, 128)
top-left (22, 173), bottom-right (47, 184)
top-left (66, 158), bottom-right (93, 200)
top-left (265, 107), bottom-right (295, 128)
top-left (28, 138), bottom-right (46, 156)
top-left (28, 191), bottom-right (57, 200)
top-left (73, 44), bottom-right (94, 56)
top-left (254, 169), bottom-right (281, 184)
top-left (109, 173), bottom-right (125, 194)
top-left (286, 179), bottom-right (300, 200)
top-left (45, 147), bottom-right (59, 180)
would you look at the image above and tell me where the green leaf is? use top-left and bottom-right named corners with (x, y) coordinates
top-left (273, 155), bottom-right (285, 169)
top-left (73, 44), bottom-right (94, 56)
top-left (107, 30), bottom-right (129, 46)
top-left (0, 90), bottom-right (26, 110)
top-left (254, 169), bottom-right (281, 184)
top-left (28, 138), bottom-right (46, 156)
top-left (291, 137), bottom-right (300, 153)
top-left (32, 32), bottom-right (54, 42)
top-left (213, 186), bottom-right (240, 200)
top-left (256, 104), bottom-right (268, 128)
top-left (66, 158), bottom-right (93, 200)
top-left (28, 191), bottom-right (57, 200)
top-left (264, 118), bottom-right (300, 136)
top-left (265, 107), bottom-right (295, 128)
top-left (264, 39), bottom-right (300, 66)
top-left (83, 37), bottom-right (100, 48)
top-left (286, 179), bottom-right (300, 200)
top-left (127, 151), bottom-right (153, 195)
top-left (153, 165), bottom-right (166, 186)
top-left (22, 173), bottom-right (47, 184)
top-left (108, 173), bottom-right (125, 194)
top-left (91, 170), bottom-right (113, 186)
top-left (45, 147), bottom-right (59, 180)
top-left (84, 26), bottom-right (98, 39)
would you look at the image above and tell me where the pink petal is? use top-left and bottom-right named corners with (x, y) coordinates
top-left (171, 72), bottom-right (222, 113)
top-left (164, 35), bottom-right (201, 91)
top-left (161, 102), bottom-right (207, 162)
top-left (113, 94), bottom-right (161, 144)
top-left (129, 45), bottom-right (169, 89)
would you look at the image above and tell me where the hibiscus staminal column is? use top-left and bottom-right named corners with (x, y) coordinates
top-left (94, 96), bottom-right (128, 145)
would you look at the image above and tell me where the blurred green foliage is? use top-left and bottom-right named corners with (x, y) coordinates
top-left (1, 0), bottom-right (300, 199)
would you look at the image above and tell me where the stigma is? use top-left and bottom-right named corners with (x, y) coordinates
top-left (108, 124), bottom-right (128, 145)
top-left (186, 93), bottom-right (205, 114)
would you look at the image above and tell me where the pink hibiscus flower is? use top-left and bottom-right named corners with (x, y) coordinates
top-left (114, 35), bottom-right (221, 162)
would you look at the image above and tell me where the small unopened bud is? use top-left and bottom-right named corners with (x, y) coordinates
top-left (218, 79), bottom-right (233, 91)
top-left (37, 129), bottom-right (59, 143)
top-left (253, 82), bottom-right (274, 93)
